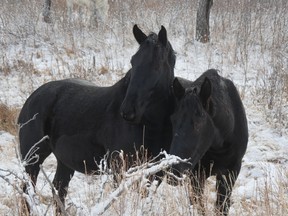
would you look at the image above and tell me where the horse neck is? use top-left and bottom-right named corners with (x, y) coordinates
top-left (107, 70), bottom-right (131, 106)
top-left (113, 70), bottom-right (131, 89)
top-left (155, 68), bottom-right (174, 106)
top-left (143, 72), bottom-right (175, 125)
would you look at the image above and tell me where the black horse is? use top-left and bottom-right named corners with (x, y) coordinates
top-left (170, 69), bottom-right (248, 215)
top-left (18, 25), bottom-right (175, 211)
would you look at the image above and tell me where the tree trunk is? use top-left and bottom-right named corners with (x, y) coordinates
top-left (196, 0), bottom-right (213, 43)
top-left (43, 0), bottom-right (52, 23)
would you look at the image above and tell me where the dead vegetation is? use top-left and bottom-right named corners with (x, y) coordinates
top-left (0, 0), bottom-right (287, 215)
top-left (0, 104), bottom-right (19, 135)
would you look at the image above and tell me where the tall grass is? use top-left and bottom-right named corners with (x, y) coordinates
top-left (2, 155), bottom-right (287, 215)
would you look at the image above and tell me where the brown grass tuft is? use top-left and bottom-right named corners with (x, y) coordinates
top-left (98, 66), bottom-right (109, 75)
top-left (0, 103), bottom-right (19, 135)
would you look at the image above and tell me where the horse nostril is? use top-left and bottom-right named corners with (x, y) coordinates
top-left (121, 111), bottom-right (136, 122)
top-left (128, 112), bottom-right (135, 121)
top-left (126, 112), bottom-right (135, 121)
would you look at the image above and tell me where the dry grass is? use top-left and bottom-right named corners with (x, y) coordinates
top-left (0, 0), bottom-right (287, 215)
top-left (233, 167), bottom-right (288, 216)
top-left (0, 104), bottom-right (19, 135)
top-left (8, 161), bottom-right (287, 216)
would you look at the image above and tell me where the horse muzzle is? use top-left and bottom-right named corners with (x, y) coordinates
top-left (121, 110), bottom-right (136, 122)
top-left (120, 98), bottom-right (142, 123)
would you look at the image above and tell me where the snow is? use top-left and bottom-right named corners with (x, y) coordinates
top-left (1, 0), bottom-right (288, 215)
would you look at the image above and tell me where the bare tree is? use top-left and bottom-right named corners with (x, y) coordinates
top-left (196, 0), bottom-right (213, 43)
top-left (43, 0), bottom-right (52, 23)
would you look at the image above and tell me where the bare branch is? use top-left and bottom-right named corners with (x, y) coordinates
top-left (0, 168), bottom-right (24, 194)
top-left (91, 151), bottom-right (189, 215)
top-left (39, 165), bottom-right (68, 216)
top-left (18, 113), bottom-right (38, 129)
top-left (22, 135), bottom-right (49, 166)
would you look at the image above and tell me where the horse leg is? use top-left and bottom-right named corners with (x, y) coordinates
top-left (215, 167), bottom-right (240, 216)
top-left (20, 138), bottom-right (51, 213)
top-left (52, 159), bottom-right (75, 214)
top-left (20, 136), bottom-right (52, 188)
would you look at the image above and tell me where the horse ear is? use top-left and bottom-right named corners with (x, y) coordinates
top-left (173, 78), bottom-right (185, 100)
top-left (199, 77), bottom-right (212, 111)
top-left (158, 25), bottom-right (167, 46)
top-left (133, 24), bottom-right (147, 44)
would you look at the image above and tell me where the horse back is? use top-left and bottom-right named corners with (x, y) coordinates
top-left (198, 70), bottom-right (248, 166)
top-left (18, 78), bottom-right (120, 135)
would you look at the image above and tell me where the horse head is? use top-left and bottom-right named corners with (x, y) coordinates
top-left (120, 25), bottom-right (176, 124)
top-left (169, 77), bottom-right (216, 176)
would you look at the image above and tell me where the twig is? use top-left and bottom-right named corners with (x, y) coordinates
top-left (22, 135), bottom-right (49, 166)
top-left (18, 113), bottom-right (39, 129)
top-left (0, 168), bottom-right (24, 194)
top-left (39, 165), bottom-right (68, 216)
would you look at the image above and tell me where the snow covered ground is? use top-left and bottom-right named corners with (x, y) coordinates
top-left (0, 0), bottom-right (287, 215)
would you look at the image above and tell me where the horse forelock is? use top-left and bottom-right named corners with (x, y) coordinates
top-left (147, 32), bottom-right (158, 44)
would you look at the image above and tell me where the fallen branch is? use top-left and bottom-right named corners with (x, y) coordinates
top-left (90, 151), bottom-right (189, 215)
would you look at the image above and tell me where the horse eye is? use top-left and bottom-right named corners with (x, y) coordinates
top-left (198, 112), bottom-right (205, 118)
top-left (197, 109), bottom-right (204, 116)
top-left (193, 88), bottom-right (197, 94)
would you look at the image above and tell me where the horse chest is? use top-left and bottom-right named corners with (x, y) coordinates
top-left (200, 144), bottom-right (236, 171)
top-left (213, 107), bottom-right (235, 140)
